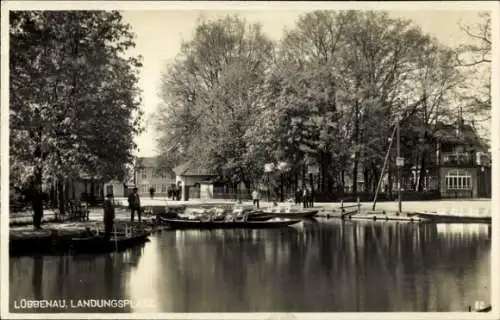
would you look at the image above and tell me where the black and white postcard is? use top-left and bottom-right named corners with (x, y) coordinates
top-left (1, 1), bottom-right (498, 319)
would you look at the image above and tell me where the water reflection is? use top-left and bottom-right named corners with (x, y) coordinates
top-left (10, 220), bottom-right (490, 313)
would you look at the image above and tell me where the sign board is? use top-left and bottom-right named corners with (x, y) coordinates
top-left (396, 157), bottom-right (405, 167)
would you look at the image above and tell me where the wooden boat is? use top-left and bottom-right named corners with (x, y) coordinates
top-left (408, 211), bottom-right (491, 224)
top-left (159, 217), bottom-right (301, 230)
top-left (70, 230), bottom-right (150, 253)
top-left (9, 232), bottom-right (56, 255)
top-left (246, 211), bottom-right (275, 221)
top-left (476, 305), bottom-right (491, 312)
top-left (261, 207), bottom-right (319, 219)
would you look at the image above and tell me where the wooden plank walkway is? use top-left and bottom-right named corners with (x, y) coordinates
top-left (316, 210), bottom-right (425, 222)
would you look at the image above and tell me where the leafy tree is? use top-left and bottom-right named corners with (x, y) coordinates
top-left (155, 10), bottom-right (477, 200)
top-left (249, 10), bottom-right (457, 195)
top-left (456, 12), bottom-right (491, 134)
top-left (10, 11), bottom-right (143, 224)
top-left (154, 15), bottom-right (274, 188)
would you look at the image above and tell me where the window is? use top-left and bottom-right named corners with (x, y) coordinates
top-left (161, 184), bottom-right (167, 193)
top-left (140, 168), bottom-right (147, 180)
top-left (443, 152), bottom-right (472, 165)
top-left (140, 184), bottom-right (149, 194)
top-left (445, 170), bottom-right (472, 190)
top-left (160, 169), bottom-right (169, 180)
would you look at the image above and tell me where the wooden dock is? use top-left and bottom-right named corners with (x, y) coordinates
top-left (316, 210), bottom-right (424, 222)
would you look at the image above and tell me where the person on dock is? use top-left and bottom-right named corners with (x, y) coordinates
top-left (252, 189), bottom-right (261, 208)
top-left (128, 187), bottom-right (141, 222)
top-left (295, 187), bottom-right (302, 205)
top-left (307, 186), bottom-right (314, 208)
top-left (103, 193), bottom-right (115, 241)
top-left (302, 186), bottom-right (309, 208)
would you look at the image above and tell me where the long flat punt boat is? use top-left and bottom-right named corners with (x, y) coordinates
top-left (70, 231), bottom-right (150, 253)
top-left (409, 211), bottom-right (491, 224)
top-left (261, 209), bottom-right (319, 219)
top-left (160, 217), bottom-right (301, 229)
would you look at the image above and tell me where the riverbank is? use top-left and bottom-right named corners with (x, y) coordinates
top-left (113, 197), bottom-right (492, 215)
top-left (9, 208), bottom-right (159, 256)
top-left (9, 198), bottom-right (490, 255)
top-left (315, 210), bottom-right (425, 222)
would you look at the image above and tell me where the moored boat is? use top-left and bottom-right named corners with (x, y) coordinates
top-left (409, 211), bottom-right (491, 224)
top-left (70, 229), bottom-right (151, 253)
top-left (261, 207), bottom-right (319, 219)
top-left (9, 232), bottom-right (56, 255)
top-left (246, 211), bottom-right (275, 221)
top-left (159, 217), bottom-right (301, 229)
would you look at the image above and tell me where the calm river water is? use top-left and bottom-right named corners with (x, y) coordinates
top-left (10, 219), bottom-right (491, 313)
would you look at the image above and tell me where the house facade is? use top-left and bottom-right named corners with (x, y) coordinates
top-left (173, 162), bottom-right (218, 201)
top-left (435, 122), bottom-right (491, 198)
top-left (341, 119), bottom-right (491, 200)
top-left (404, 120), bottom-right (491, 199)
top-left (134, 156), bottom-right (176, 197)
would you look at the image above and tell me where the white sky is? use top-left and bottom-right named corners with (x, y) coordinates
top-left (121, 9), bottom-right (490, 157)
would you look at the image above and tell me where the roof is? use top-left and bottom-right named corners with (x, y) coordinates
top-left (135, 156), bottom-right (159, 168)
top-left (173, 161), bottom-right (218, 177)
top-left (434, 121), bottom-right (488, 151)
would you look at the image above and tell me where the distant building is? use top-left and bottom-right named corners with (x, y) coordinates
top-left (342, 118), bottom-right (491, 199)
top-left (134, 156), bottom-right (176, 197)
top-left (434, 120), bottom-right (491, 198)
top-left (173, 161), bottom-right (218, 201)
top-left (400, 119), bottom-right (490, 198)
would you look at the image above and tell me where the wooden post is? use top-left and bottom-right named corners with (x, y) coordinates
top-left (357, 197), bottom-right (361, 214)
top-left (114, 225), bottom-right (118, 252)
top-left (397, 119), bottom-right (402, 214)
top-left (373, 125), bottom-right (397, 211)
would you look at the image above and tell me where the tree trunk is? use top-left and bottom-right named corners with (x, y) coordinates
top-left (352, 100), bottom-right (360, 194)
top-left (341, 170), bottom-right (345, 194)
top-left (363, 168), bottom-right (369, 193)
top-left (31, 165), bottom-right (44, 229)
top-left (50, 181), bottom-right (57, 208)
top-left (371, 164), bottom-right (379, 194)
top-left (388, 168), bottom-right (393, 198)
top-left (58, 178), bottom-right (66, 216)
top-left (280, 173), bottom-right (284, 202)
top-left (417, 150), bottom-right (426, 192)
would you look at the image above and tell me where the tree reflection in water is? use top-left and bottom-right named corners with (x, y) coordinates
top-left (32, 255), bottom-right (44, 301)
top-left (10, 220), bottom-right (491, 313)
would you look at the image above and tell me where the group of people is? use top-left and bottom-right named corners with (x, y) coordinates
top-left (295, 185), bottom-right (314, 208)
top-left (102, 187), bottom-right (143, 240)
top-left (252, 185), bottom-right (314, 209)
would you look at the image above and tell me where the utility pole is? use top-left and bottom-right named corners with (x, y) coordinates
top-left (396, 118), bottom-right (402, 214)
top-left (372, 125), bottom-right (397, 211)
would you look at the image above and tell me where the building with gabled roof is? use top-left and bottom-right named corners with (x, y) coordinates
top-left (173, 161), bottom-right (218, 200)
top-left (133, 156), bottom-right (176, 197)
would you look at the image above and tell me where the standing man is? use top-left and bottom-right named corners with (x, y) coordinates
top-left (308, 185), bottom-right (314, 208)
top-left (103, 193), bottom-right (115, 241)
top-left (128, 187), bottom-right (141, 222)
top-left (295, 187), bottom-right (301, 205)
top-left (252, 189), bottom-right (261, 208)
top-left (302, 186), bottom-right (308, 209)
